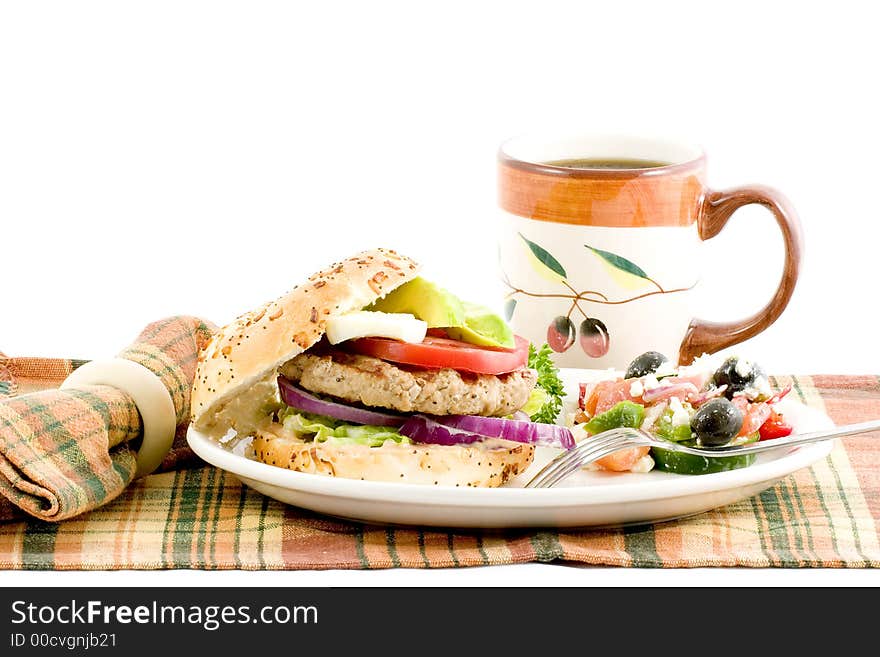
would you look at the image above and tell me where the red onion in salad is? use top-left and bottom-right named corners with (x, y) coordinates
top-left (687, 384), bottom-right (728, 407)
top-left (669, 372), bottom-right (710, 390)
top-left (578, 382), bottom-right (593, 410)
top-left (766, 384), bottom-right (793, 405)
top-left (277, 376), bottom-right (405, 427)
top-left (641, 381), bottom-right (699, 403)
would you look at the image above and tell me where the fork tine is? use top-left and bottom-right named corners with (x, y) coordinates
top-left (539, 437), bottom-right (635, 487)
top-left (528, 428), bottom-right (657, 488)
top-left (526, 430), bottom-right (626, 487)
top-left (539, 443), bottom-right (630, 488)
top-left (526, 429), bottom-right (632, 488)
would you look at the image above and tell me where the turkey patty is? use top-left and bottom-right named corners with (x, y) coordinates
top-left (279, 349), bottom-right (537, 417)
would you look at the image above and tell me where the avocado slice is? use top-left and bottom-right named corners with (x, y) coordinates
top-left (368, 277), bottom-right (465, 327)
top-left (368, 278), bottom-right (514, 349)
top-left (445, 302), bottom-right (515, 349)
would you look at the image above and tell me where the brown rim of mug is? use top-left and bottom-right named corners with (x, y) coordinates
top-left (498, 148), bottom-right (707, 179)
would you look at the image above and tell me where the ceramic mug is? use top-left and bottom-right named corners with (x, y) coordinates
top-left (497, 134), bottom-right (802, 369)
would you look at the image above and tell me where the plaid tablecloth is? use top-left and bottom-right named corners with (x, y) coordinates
top-left (0, 370), bottom-right (878, 569)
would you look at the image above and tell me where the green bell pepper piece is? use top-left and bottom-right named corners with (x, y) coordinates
top-left (584, 401), bottom-right (645, 435)
top-left (653, 406), bottom-right (695, 442)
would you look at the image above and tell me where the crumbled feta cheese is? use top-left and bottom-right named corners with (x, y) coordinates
top-left (654, 359), bottom-right (678, 378)
top-left (571, 423), bottom-right (590, 443)
top-left (743, 375), bottom-right (772, 401)
top-left (668, 396), bottom-right (690, 427)
top-left (629, 453), bottom-right (656, 473)
top-left (629, 380), bottom-right (645, 397)
top-left (642, 374), bottom-right (661, 391)
top-left (677, 352), bottom-right (722, 378)
top-left (735, 357), bottom-right (752, 378)
top-left (755, 376), bottom-right (772, 397)
top-left (641, 400), bottom-right (668, 432)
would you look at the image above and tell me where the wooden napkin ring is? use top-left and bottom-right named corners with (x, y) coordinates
top-left (61, 359), bottom-right (176, 478)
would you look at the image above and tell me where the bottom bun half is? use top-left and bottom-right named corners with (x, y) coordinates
top-left (251, 433), bottom-right (535, 488)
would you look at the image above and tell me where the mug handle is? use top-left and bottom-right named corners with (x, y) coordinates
top-left (677, 185), bottom-right (803, 365)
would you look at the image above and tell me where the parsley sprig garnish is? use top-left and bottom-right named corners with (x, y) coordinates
top-left (527, 343), bottom-right (565, 424)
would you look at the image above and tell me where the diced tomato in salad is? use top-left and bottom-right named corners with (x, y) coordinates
top-left (759, 409), bottom-right (794, 440)
top-left (730, 396), bottom-right (772, 437)
top-left (580, 379), bottom-right (642, 416)
top-left (594, 446), bottom-right (652, 472)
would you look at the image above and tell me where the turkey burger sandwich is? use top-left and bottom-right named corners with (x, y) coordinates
top-left (191, 248), bottom-right (572, 488)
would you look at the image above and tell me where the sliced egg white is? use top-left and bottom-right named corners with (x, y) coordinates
top-left (325, 311), bottom-right (428, 345)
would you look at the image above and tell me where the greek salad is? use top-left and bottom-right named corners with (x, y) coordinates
top-left (575, 351), bottom-right (794, 475)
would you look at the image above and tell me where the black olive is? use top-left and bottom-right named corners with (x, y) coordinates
top-left (546, 316), bottom-right (576, 353)
top-left (712, 356), bottom-right (766, 399)
top-left (625, 351), bottom-right (668, 379)
top-left (690, 398), bottom-right (744, 447)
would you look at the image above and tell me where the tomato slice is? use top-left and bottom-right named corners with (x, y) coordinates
top-left (347, 335), bottom-right (529, 375)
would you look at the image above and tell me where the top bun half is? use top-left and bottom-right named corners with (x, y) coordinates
top-left (191, 248), bottom-right (420, 432)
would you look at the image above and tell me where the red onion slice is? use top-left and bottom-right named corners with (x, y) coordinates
top-left (400, 414), bottom-right (575, 450)
top-left (277, 376), bottom-right (405, 427)
top-left (399, 416), bottom-right (487, 446)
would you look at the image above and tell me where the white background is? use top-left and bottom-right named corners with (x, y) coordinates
top-left (1, 1), bottom-right (878, 586)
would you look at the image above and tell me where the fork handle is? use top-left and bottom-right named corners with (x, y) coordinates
top-left (709, 419), bottom-right (880, 456)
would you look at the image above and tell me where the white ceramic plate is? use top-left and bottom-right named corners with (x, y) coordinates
top-left (187, 369), bottom-right (835, 528)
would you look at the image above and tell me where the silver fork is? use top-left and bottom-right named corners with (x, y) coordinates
top-left (525, 419), bottom-right (880, 489)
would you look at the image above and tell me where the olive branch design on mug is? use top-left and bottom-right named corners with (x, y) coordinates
top-left (502, 233), bottom-right (694, 357)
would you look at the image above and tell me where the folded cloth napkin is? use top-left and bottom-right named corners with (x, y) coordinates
top-left (0, 316), bottom-right (215, 522)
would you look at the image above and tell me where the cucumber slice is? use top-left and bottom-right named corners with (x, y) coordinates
top-left (651, 433), bottom-right (759, 475)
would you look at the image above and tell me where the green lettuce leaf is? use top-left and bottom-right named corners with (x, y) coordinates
top-left (279, 409), bottom-right (410, 447)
